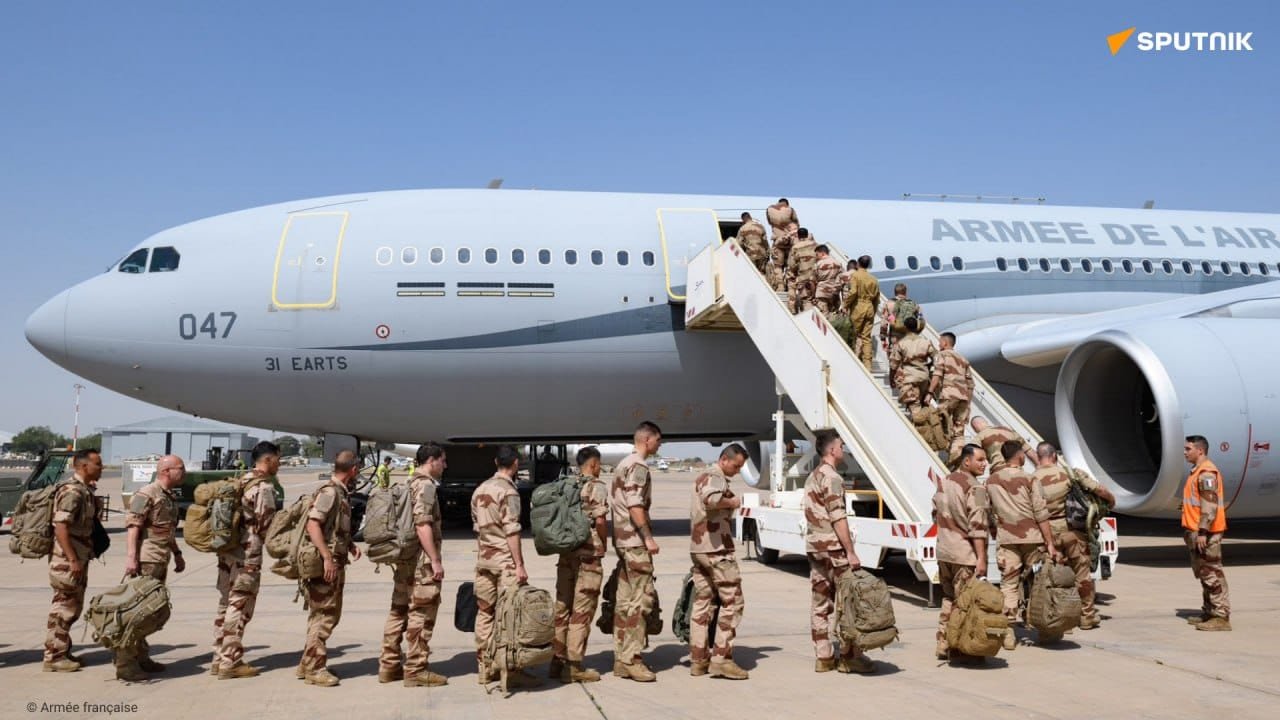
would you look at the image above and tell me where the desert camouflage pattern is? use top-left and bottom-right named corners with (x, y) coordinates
top-left (554, 554), bottom-right (603, 662)
top-left (690, 466), bottom-right (736, 555)
top-left (382, 473), bottom-right (444, 677)
top-left (1034, 465), bottom-right (1102, 621)
top-left (787, 237), bottom-right (818, 312)
top-left (808, 550), bottom-right (854, 660)
top-left (737, 218), bottom-right (769, 274)
top-left (301, 480), bottom-right (352, 674)
top-left (610, 453), bottom-right (652, 550)
top-left (803, 464), bottom-right (849, 556)
top-left (996, 544), bottom-right (1045, 621)
top-left (1185, 532), bottom-right (1230, 619)
top-left (689, 552), bottom-right (743, 662)
top-left (814, 255), bottom-right (844, 313)
top-left (892, 333), bottom-right (938, 412)
top-left (43, 477), bottom-right (95, 663)
top-left (986, 465), bottom-right (1048, 546)
top-left (977, 427), bottom-right (1032, 468)
top-left (223, 471), bottom-right (277, 567)
top-left (212, 471), bottom-right (275, 669)
top-left (575, 474), bottom-right (609, 559)
top-left (936, 561), bottom-right (976, 653)
top-left (471, 474), bottom-right (521, 570)
top-left (933, 348), bottom-right (974, 443)
top-left (933, 470), bottom-right (988, 567)
top-left (474, 566), bottom-right (519, 669)
top-left (126, 481), bottom-right (179, 564)
top-left (766, 203), bottom-right (798, 291)
top-left (613, 547), bottom-right (656, 663)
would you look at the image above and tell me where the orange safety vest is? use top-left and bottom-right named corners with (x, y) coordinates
top-left (1181, 459), bottom-right (1227, 534)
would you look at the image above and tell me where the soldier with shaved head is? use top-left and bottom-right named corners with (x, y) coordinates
top-left (121, 452), bottom-right (186, 680)
top-left (299, 449), bottom-right (362, 686)
top-left (611, 421), bottom-right (663, 682)
top-left (687, 444), bottom-right (748, 679)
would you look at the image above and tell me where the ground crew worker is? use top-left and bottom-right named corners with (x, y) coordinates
top-left (550, 446), bottom-right (609, 683)
top-left (986, 442), bottom-right (1062, 646)
top-left (212, 440), bottom-right (281, 679)
top-left (120, 453), bottom-right (186, 680)
top-left (766, 198), bottom-right (798, 290)
top-left (787, 228), bottom-right (818, 313)
top-left (688, 444), bottom-right (749, 680)
top-left (934, 444), bottom-right (991, 661)
top-left (803, 431), bottom-right (875, 674)
top-left (813, 245), bottom-right (844, 315)
top-left (471, 445), bottom-right (533, 685)
top-left (930, 332), bottom-right (974, 446)
top-left (971, 417), bottom-right (1033, 468)
top-left (299, 450), bottom-right (362, 687)
top-left (375, 456), bottom-right (392, 489)
top-left (1032, 443), bottom-right (1115, 630)
top-left (843, 255), bottom-right (880, 368)
top-left (42, 448), bottom-right (102, 674)
top-left (1181, 435), bottom-right (1231, 631)
top-left (611, 421), bottom-right (663, 682)
top-left (381, 442), bottom-right (449, 687)
top-left (406, 459), bottom-right (416, 478)
top-left (736, 212), bottom-right (769, 275)
top-left (890, 317), bottom-right (938, 414)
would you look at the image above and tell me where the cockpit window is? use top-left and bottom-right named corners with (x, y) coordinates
top-left (149, 246), bottom-right (180, 272)
top-left (119, 248), bottom-right (149, 274)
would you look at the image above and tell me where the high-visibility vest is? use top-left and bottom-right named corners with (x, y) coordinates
top-left (1181, 459), bottom-right (1227, 533)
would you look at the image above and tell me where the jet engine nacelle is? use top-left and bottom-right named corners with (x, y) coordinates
top-left (1055, 318), bottom-right (1280, 518)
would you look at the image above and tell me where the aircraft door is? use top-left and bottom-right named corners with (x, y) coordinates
top-left (655, 208), bottom-right (722, 302)
top-left (272, 211), bottom-right (350, 309)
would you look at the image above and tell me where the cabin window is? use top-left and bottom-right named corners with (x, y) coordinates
top-left (952, 256), bottom-right (964, 271)
top-left (484, 248), bottom-right (498, 264)
top-left (1101, 258), bottom-right (1114, 273)
top-left (907, 256), bottom-right (919, 270)
top-left (1260, 263), bottom-right (1271, 276)
top-left (1039, 258), bottom-right (1051, 272)
top-left (401, 247), bottom-right (418, 265)
top-left (1161, 260), bottom-right (1173, 274)
top-left (1201, 260), bottom-right (1213, 276)
top-left (1121, 259), bottom-right (1134, 273)
top-left (512, 248), bottom-right (525, 265)
top-left (1141, 260), bottom-right (1154, 274)
top-left (996, 257), bottom-right (1008, 272)
top-left (457, 247), bottom-right (471, 264)
top-left (565, 249), bottom-right (578, 265)
top-left (538, 249), bottom-right (551, 265)
top-left (429, 247), bottom-right (444, 264)
top-left (1017, 257), bottom-right (1029, 272)
top-left (374, 247), bottom-right (392, 266)
top-left (884, 256), bottom-right (896, 270)
top-left (1220, 261), bottom-right (1232, 275)
top-left (590, 250), bottom-right (604, 266)
top-left (1240, 262), bottom-right (1251, 276)
top-left (1081, 258), bottom-right (1094, 273)
top-left (1181, 260), bottom-right (1194, 275)
top-left (1060, 258), bottom-right (1072, 273)
top-left (149, 246), bottom-right (180, 272)
top-left (617, 250), bottom-right (630, 266)
top-left (642, 250), bottom-right (655, 266)
top-left (929, 256), bottom-right (941, 271)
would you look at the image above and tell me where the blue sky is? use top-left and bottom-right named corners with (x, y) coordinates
top-left (1, 1), bottom-right (1276, 437)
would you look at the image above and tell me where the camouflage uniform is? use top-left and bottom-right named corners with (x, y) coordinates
top-left (610, 453), bottom-right (657, 664)
top-left (814, 255), bottom-right (845, 315)
top-left (881, 297), bottom-right (919, 375)
top-left (688, 466), bottom-right (743, 663)
top-left (786, 236), bottom-right (818, 312)
top-left (1182, 460), bottom-right (1230, 620)
top-left (977, 427), bottom-right (1032, 468)
top-left (891, 332), bottom-right (938, 413)
top-left (553, 474), bottom-right (608, 663)
top-left (471, 473), bottom-right (522, 671)
top-left (803, 463), bottom-right (854, 660)
top-left (843, 269), bottom-right (881, 368)
top-left (1034, 466), bottom-right (1101, 624)
top-left (765, 204), bottom-right (798, 290)
top-left (930, 349), bottom-right (972, 447)
top-left (301, 479), bottom-right (353, 676)
top-left (122, 480), bottom-right (180, 669)
top-left (212, 471), bottom-right (276, 670)
top-left (934, 469), bottom-right (989, 654)
top-left (986, 463), bottom-right (1050, 620)
top-left (736, 219), bottom-right (769, 275)
top-left (382, 472), bottom-right (445, 679)
top-left (44, 476), bottom-right (96, 664)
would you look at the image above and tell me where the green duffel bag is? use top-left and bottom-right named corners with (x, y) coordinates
top-left (84, 576), bottom-right (172, 650)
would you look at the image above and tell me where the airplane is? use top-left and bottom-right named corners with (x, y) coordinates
top-left (23, 188), bottom-right (1280, 518)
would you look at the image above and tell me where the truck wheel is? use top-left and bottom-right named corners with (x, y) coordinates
top-left (758, 547), bottom-right (780, 565)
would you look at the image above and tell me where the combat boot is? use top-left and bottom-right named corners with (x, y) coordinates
top-left (1186, 614), bottom-right (1212, 625)
top-left (1002, 628), bottom-right (1018, 650)
top-left (709, 657), bottom-right (748, 680)
top-left (42, 658), bottom-right (81, 673)
top-left (566, 662), bottom-right (600, 683)
top-left (218, 662), bottom-right (261, 680)
top-left (935, 640), bottom-right (949, 661)
top-left (1079, 615), bottom-right (1101, 630)
top-left (837, 655), bottom-right (875, 674)
top-left (814, 657), bottom-right (837, 673)
top-left (209, 660), bottom-right (221, 677)
top-left (295, 662), bottom-right (307, 680)
top-left (404, 671), bottom-right (448, 687)
top-left (548, 657), bottom-right (566, 682)
top-left (689, 660), bottom-right (709, 677)
top-left (304, 668), bottom-right (340, 687)
top-left (115, 664), bottom-right (150, 682)
top-left (613, 660), bottom-right (656, 682)
top-left (1196, 616), bottom-right (1232, 632)
top-left (378, 667), bottom-right (404, 683)
top-left (138, 657), bottom-right (167, 673)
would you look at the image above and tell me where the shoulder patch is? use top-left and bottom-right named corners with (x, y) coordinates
top-left (1200, 472), bottom-right (1217, 490)
top-left (128, 492), bottom-right (149, 514)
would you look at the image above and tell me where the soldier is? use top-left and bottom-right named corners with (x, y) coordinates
top-left (1181, 435), bottom-right (1231, 631)
top-left (42, 448), bottom-right (102, 674)
top-left (611, 421), bottom-right (663, 682)
top-left (971, 417), bottom-right (1033, 468)
top-left (986, 442), bottom-right (1062, 646)
top-left (736, 212), bottom-right (769, 275)
top-left (813, 245), bottom-right (844, 315)
top-left (929, 332), bottom-right (974, 446)
top-left (381, 442), bottom-right (449, 687)
top-left (299, 449), bottom-right (362, 687)
top-left (803, 431), bottom-right (875, 674)
top-left (787, 229), bottom-right (818, 313)
top-left (212, 440), bottom-right (281, 679)
top-left (881, 283), bottom-right (921, 373)
top-left (1032, 443), bottom-right (1116, 630)
top-left (688, 444), bottom-right (749, 680)
top-left (934, 444), bottom-right (992, 661)
top-left (375, 456), bottom-right (392, 489)
top-left (120, 454), bottom-right (186, 680)
top-left (471, 445), bottom-right (533, 685)
top-left (890, 317), bottom-right (938, 414)
top-left (766, 198), bottom-right (798, 291)
top-left (549, 446), bottom-right (609, 683)
top-left (842, 255), bottom-right (881, 369)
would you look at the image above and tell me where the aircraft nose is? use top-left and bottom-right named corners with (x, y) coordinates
top-left (26, 289), bottom-right (69, 362)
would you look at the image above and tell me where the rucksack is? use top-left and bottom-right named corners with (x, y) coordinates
top-left (891, 298), bottom-right (921, 333)
top-left (486, 584), bottom-right (555, 692)
top-left (1025, 562), bottom-right (1081, 640)
top-left (672, 572), bottom-right (718, 645)
top-left (84, 576), bottom-right (171, 650)
top-left (597, 563), bottom-right (663, 636)
top-left (8, 481), bottom-right (77, 559)
top-left (530, 476), bottom-right (592, 556)
top-left (944, 579), bottom-right (1008, 658)
top-left (911, 407), bottom-right (949, 452)
top-left (835, 569), bottom-right (899, 651)
top-left (454, 582), bottom-right (478, 632)
top-left (362, 482), bottom-right (417, 567)
top-left (1065, 468), bottom-right (1108, 533)
top-left (267, 493), bottom-right (324, 581)
top-left (184, 476), bottom-right (261, 554)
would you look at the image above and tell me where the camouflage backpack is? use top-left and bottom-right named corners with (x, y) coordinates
top-left (672, 572), bottom-right (718, 645)
top-left (84, 576), bottom-right (171, 650)
top-left (835, 569), bottom-right (899, 650)
top-left (530, 475), bottom-right (591, 556)
top-left (8, 480), bottom-right (81, 559)
top-left (890, 298), bottom-right (921, 333)
top-left (267, 492), bottom-right (325, 581)
top-left (362, 482), bottom-right (417, 567)
top-left (1026, 561), bottom-right (1081, 640)
top-left (597, 563), bottom-right (663, 636)
top-left (183, 476), bottom-right (262, 554)
top-left (945, 580), bottom-right (1008, 657)
top-left (911, 407), bottom-right (949, 452)
top-left (486, 584), bottom-right (555, 693)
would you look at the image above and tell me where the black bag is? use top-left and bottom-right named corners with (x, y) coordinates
top-left (455, 581), bottom-right (478, 632)
top-left (91, 518), bottom-right (110, 560)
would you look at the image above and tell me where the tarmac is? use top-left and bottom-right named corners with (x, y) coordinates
top-left (2, 468), bottom-right (1279, 720)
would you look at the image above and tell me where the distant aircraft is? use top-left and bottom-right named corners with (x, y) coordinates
top-left (25, 189), bottom-right (1280, 518)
